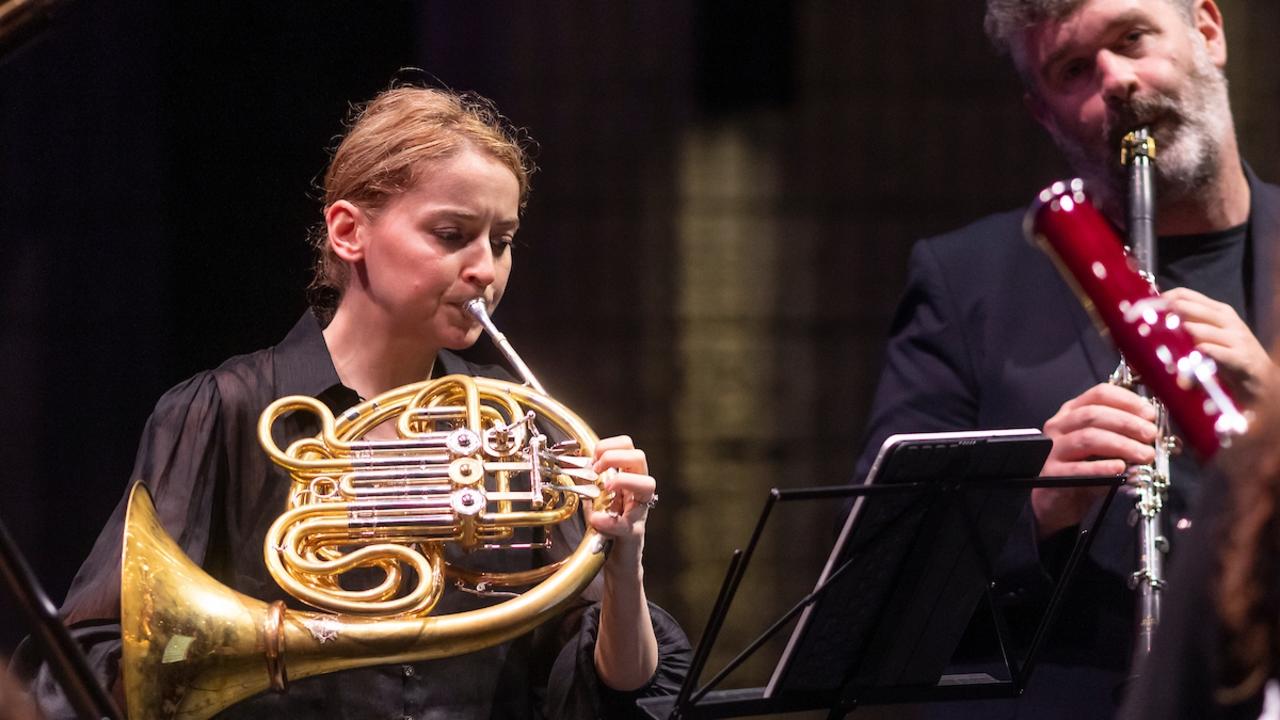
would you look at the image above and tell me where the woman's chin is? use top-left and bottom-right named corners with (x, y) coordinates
top-left (440, 327), bottom-right (484, 351)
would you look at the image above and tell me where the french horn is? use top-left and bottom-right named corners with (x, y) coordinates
top-left (120, 300), bottom-right (613, 719)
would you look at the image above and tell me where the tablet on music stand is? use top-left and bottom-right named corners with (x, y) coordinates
top-left (764, 428), bottom-right (1051, 698)
top-left (637, 428), bottom-right (1123, 718)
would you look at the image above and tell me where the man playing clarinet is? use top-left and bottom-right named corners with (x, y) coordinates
top-left (853, 0), bottom-right (1279, 716)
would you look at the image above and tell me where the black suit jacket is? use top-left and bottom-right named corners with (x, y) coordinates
top-left (852, 168), bottom-right (1280, 717)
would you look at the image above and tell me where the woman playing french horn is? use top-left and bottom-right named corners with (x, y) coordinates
top-left (24, 84), bottom-right (690, 719)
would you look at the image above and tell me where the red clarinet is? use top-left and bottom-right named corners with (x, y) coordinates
top-left (1025, 179), bottom-right (1248, 457)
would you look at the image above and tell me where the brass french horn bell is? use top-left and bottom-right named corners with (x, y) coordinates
top-left (121, 300), bottom-right (612, 720)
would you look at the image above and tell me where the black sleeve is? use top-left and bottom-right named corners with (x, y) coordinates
top-left (541, 601), bottom-right (692, 719)
top-left (850, 238), bottom-right (1059, 608)
top-left (853, 239), bottom-right (982, 481)
top-left (18, 372), bottom-right (230, 719)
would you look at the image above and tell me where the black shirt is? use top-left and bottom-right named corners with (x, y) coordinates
top-left (1156, 220), bottom-right (1250, 523)
top-left (1158, 221), bottom-right (1252, 326)
top-left (26, 312), bottom-right (690, 719)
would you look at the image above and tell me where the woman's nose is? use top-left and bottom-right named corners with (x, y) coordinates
top-left (462, 238), bottom-right (497, 288)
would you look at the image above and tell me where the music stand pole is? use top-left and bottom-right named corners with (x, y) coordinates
top-left (0, 513), bottom-right (121, 720)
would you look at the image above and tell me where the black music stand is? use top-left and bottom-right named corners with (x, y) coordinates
top-left (638, 431), bottom-right (1123, 719)
top-left (0, 512), bottom-right (121, 720)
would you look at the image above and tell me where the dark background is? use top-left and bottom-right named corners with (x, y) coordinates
top-left (3, 0), bottom-right (1278, 707)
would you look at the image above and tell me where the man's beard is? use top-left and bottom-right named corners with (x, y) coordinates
top-left (1044, 35), bottom-right (1234, 214)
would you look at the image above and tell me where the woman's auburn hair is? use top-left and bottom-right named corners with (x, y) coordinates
top-left (1216, 371), bottom-right (1280, 704)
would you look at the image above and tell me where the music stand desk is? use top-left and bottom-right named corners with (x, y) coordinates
top-left (638, 472), bottom-right (1123, 719)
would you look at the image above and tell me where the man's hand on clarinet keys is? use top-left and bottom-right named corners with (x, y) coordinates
top-left (1034, 383), bottom-right (1158, 538)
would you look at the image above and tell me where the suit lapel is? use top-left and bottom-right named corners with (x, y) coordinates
top-left (1245, 166), bottom-right (1280, 345)
top-left (1061, 278), bottom-right (1119, 384)
top-left (1028, 203), bottom-right (1122, 384)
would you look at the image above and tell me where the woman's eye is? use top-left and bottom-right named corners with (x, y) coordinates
top-left (491, 235), bottom-right (515, 254)
top-left (434, 229), bottom-right (465, 246)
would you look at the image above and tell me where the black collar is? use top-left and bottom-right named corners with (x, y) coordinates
top-left (269, 310), bottom-right (511, 404)
top-left (271, 310), bottom-right (345, 400)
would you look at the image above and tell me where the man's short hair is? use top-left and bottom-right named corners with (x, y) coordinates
top-left (984, 0), bottom-right (1197, 57)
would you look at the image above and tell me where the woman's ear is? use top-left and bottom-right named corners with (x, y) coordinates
top-left (325, 200), bottom-right (365, 263)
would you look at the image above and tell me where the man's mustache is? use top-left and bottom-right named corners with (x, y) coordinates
top-left (1103, 93), bottom-right (1182, 151)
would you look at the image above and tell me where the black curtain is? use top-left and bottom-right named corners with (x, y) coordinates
top-left (0, 0), bottom-right (416, 653)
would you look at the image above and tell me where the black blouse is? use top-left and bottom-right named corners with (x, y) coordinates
top-left (25, 312), bottom-right (690, 719)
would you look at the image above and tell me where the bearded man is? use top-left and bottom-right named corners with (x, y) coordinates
top-left (852, 0), bottom-right (1279, 717)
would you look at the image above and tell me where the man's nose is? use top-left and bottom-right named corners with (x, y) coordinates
top-left (1098, 50), bottom-right (1139, 107)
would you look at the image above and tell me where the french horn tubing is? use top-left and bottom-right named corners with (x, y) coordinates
top-left (121, 300), bottom-right (612, 720)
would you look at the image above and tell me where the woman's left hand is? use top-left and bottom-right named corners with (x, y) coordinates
top-left (587, 435), bottom-right (656, 563)
top-left (586, 434), bottom-right (660, 690)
